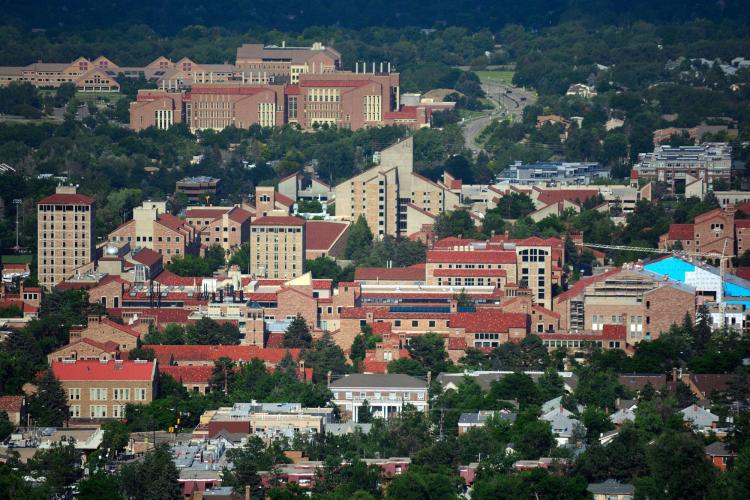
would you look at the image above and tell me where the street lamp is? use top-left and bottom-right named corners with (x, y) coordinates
top-left (12, 199), bottom-right (22, 251)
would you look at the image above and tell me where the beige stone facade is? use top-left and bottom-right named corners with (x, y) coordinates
top-left (37, 186), bottom-right (96, 290)
top-left (108, 201), bottom-right (198, 263)
top-left (555, 268), bottom-right (695, 343)
top-left (334, 138), bottom-right (459, 239)
top-left (249, 216), bottom-right (305, 279)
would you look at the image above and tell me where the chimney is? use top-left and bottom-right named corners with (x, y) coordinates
top-left (672, 367), bottom-right (678, 382)
top-left (326, 370), bottom-right (332, 385)
top-left (245, 485), bottom-right (251, 500)
top-left (427, 370), bottom-right (432, 386)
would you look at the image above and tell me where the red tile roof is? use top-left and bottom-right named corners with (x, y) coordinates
top-left (153, 271), bottom-right (203, 287)
top-left (427, 250), bottom-right (516, 264)
top-left (285, 85), bottom-right (300, 95)
top-left (384, 107), bottom-right (418, 119)
top-left (265, 332), bottom-right (285, 349)
top-left (185, 208), bottom-right (228, 219)
top-left (38, 193), bottom-right (95, 205)
top-left (51, 360), bottom-right (156, 381)
top-left (305, 220), bottom-right (349, 250)
top-left (555, 268), bottom-right (621, 303)
top-left (449, 310), bottom-right (528, 333)
top-left (252, 215), bottom-right (304, 226)
top-left (535, 189), bottom-right (598, 207)
top-left (275, 192), bottom-right (295, 207)
top-left (354, 266), bottom-right (426, 281)
top-left (434, 237), bottom-right (479, 248)
top-left (109, 307), bottom-right (193, 324)
top-left (736, 267), bottom-right (750, 281)
top-left (191, 86), bottom-right (268, 95)
top-left (532, 304), bottom-right (560, 319)
top-left (147, 345), bottom-right (299, 365)
top-left (667, 223), bottom-right (694, 240)
top-left (694, 208), bottom-right (726, 223)
top-left (157, 213), bottom-right (189, 232)
top-left (299, 80), bottom-right (370, 88)
top-left (160, 365), bottom-right (214, 384)
top-left (735, 220), bottom-right (750, 229)
top-left (362, 359), bottom-right (389, 373)
top-left (1, 263), bottom-right (29, 271)
top-left (371, 322), bottom-right (393, 335)
top-left (228, 207), bottom-right (253, 223)
top-left (432, 269), bottom-right (507, 278)
top-left (0, 395), bottom-right (24, 413)
top-left (132, 248), bottom-right (162, 268)
top-left (447, 337), bottom-right (467, 350)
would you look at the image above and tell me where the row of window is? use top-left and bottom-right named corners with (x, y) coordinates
top-left (69, 387), bottom-right (147, 401)
top-left (338, 391), bottom-right (424, 401)
top-left (70, 405), bottom-right (126, 418)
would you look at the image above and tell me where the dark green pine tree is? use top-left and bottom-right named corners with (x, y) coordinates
top-left (120, 443), bottom-right (181, 500)
top-left (210, 357), bottom-right (237, 395)
top-left (29, 370), bottom-right (68, 426)
top-left (276, 350), bottom-right (298, 378)
top-left (345, 215), bottom-right (374, 262)
top-left (283, 314), bottom-right (313, 348)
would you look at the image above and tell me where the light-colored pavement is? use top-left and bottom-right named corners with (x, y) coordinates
top-left (461, 82), bottom-right (537, 156)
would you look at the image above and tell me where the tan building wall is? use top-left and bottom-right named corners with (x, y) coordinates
top-left (37, 186), bottom-right (96, 290)
top-left (61, 372), bottom-right (156, 419)
top-left (68, 316), bottom-right (140, 351)
top-left (249, 217), bottom-right (305, 279)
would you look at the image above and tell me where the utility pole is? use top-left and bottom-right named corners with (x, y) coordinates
top-left (12, 199), bottom-right (22, 252)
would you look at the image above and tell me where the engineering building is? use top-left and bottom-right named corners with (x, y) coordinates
top-left (37, 186), bottom-right (96, 290)
top-left (249, 216), bottom-right (306, 279)
top-left (633, 143), bottom-right (732, 191)
top-left (554, 267), bottom-right (696, 344)
top-left (334, 137), bottom-right (460, 239)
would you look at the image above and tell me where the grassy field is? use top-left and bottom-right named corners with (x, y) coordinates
top-left (1, 254), bottom-right (33, 264)
top-left (458, 108), bottom-right (488, 120)
top-left (473, 70), bottom-right (515, 85)
top-left (75, 92), bottom-right (125, 104)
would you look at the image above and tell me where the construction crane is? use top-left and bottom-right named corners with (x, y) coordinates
top-left (580, 240), bottom-right (733, 326)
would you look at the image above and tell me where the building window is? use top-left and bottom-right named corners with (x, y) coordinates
top-left (69, 405), bottom-right (80, 418)
top-left (69, 388), bottom-right (81, 400)
top-left (90, 405), bottom-right (107, 418)
top-left (90, 388), bottom-right (107, 401)
top-left (112, 405), bottom-right (126, 418)
top-left (134, 388), bottom-right (147, 401)
top-left (113, 388), bottom-right (130, 401)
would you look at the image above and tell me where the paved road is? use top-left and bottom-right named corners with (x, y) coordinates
top-left (461, 82), bottom-right (537, 156)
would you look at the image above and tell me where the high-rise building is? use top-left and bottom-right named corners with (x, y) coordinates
top-left (249, 216), bottom-right (306, 279)
top-left (334, 137), bottom-right (460, 239)
top-left (37, 186), bottom-right (96, 290)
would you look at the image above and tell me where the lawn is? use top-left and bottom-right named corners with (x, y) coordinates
top-left (473, 70), bottom-right (515, 85)
top-left (1, 254), bottom-right (33, 264)
top-left (458, 108), bottom-right (487, 120)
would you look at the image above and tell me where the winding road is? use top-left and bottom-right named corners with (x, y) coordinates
top-left (461, 81), bottom-right (537, 156)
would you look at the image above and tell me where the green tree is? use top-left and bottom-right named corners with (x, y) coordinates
top-left (496, 192), bottom-right (536, 219)
top-left (210, 357), bottom-right (237, 394)
top-left (78, 472), bottom-right (122, 500)
top-left (387, 358), bottom-right (427, 377)
top-left (283, 314), bottom-right (313, 349)
top-left (223, 437), bottom-right (291, 496)
top-left (0, 411), bottom-right (13, 441)
top-left (433, 209), bottom-right (477, 239)
top-left (120, 444), bottom-right (180, 500)
top-left (637, 430), bottom-right (716, 500)
top-left (28, 370), bottom-right (68, 426)
top-left (302, 331), bottom-right (348, 382)
top-left (276, 350), bottom-right (298, 377)
top-left (386, 468), bottom-right (458, 500)
top-left (346, 216), bottom-right (374, 262)
top-left (27, 441), bottom-right (82, 495)
top-left (406, 332), bottom-right (450, 375)
top-left (102, 420), bottom-right (130, 460)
